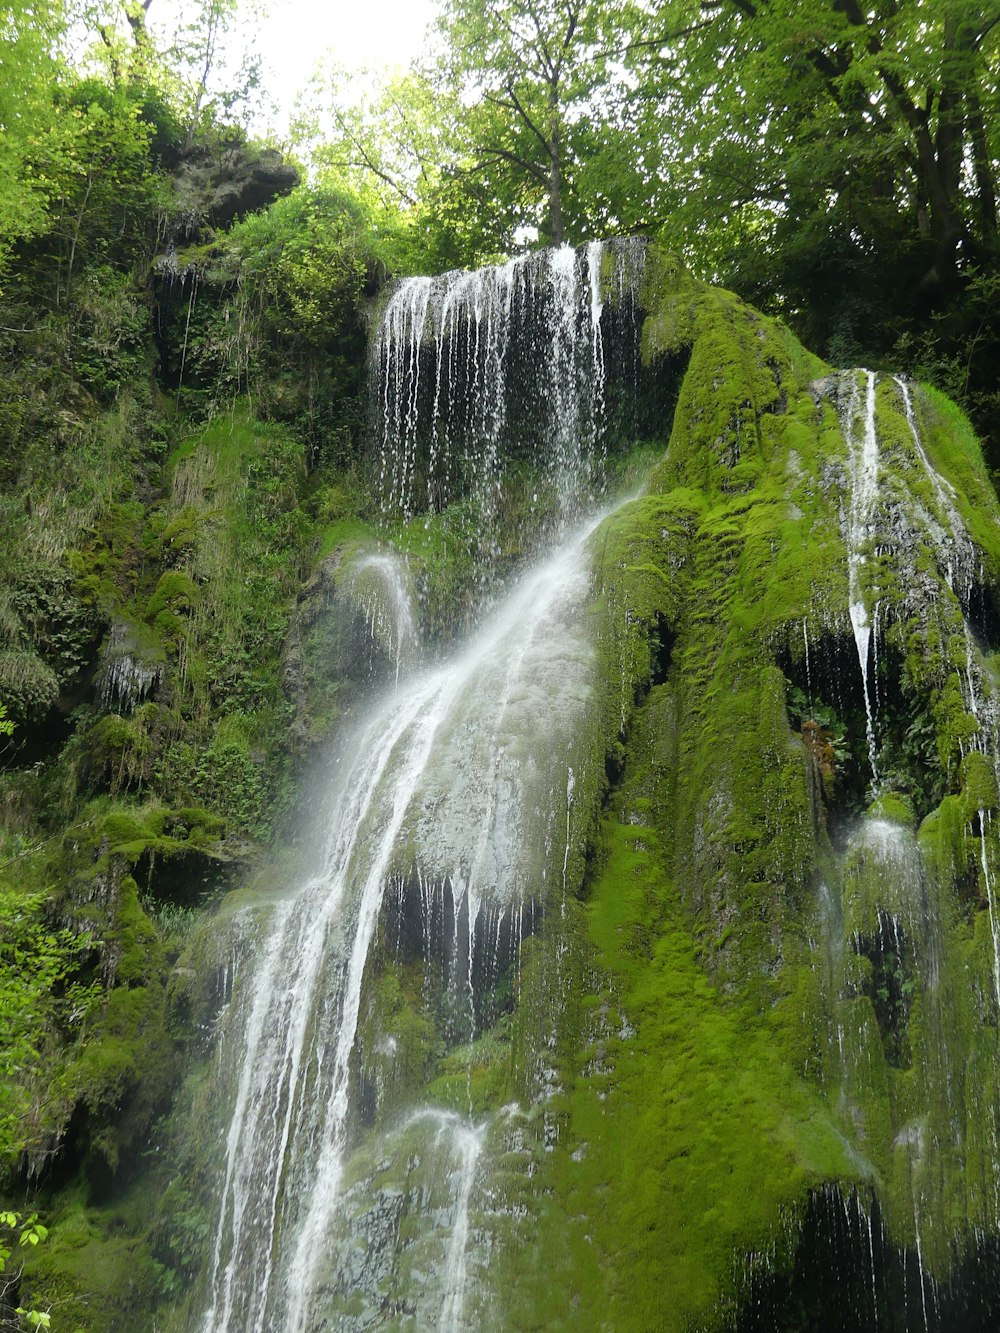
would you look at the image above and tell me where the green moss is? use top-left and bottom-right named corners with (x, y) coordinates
top-left (141, 571), bottom-right (197, 650)
top-left (318, 515), bottom-right (375, 557)
top-left (67, 500), bottom-right (148, 615)
top-left (868, 792), bottom-right (915, 826)
top-left (388, 502), bottom-right (482, 641)
top-left (499, 801), bottom-right (852, 1331)
top-left (424, 1021), bottom-right (512, 1115)
top-left (19, 1199), bottom-right (167, 1332)
top-left (356, 966), bottom-right (440, 1121)
top-left (918, 384), bottom-right (1000, 578)
top-left (961, 749), bottom-right (999, 817)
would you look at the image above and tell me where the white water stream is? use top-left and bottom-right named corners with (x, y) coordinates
top-left (891, 378), bottom-right (1000, 1010)
top-left (893, 375), bottom-right (975, 600)
top-left (376, 239), bottom-right (643, 527)
top-left (345, 550), bottom-right (418, 683)
top-left (201, 502), bottom-right (611, 1332)
top-left (198, 242), bottom-right (654, 1330)
top-left (841, 369), bottom-right (881, 782)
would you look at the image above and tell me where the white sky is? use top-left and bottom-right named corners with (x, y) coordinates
top-left (261, 0), bottom-right (437, 81)
top-left (151, 0), bottom-right (440, 135)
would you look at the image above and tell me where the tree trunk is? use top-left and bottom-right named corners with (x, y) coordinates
top-left (547, 90), bottom-right (564, 246)
top-left (967, 86), bottom-right (998, 243)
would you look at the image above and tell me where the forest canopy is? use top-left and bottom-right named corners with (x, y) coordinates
top-left (0, 0), bottom-right (998, 455)
top-left (304, 0), bottom-right (1000, 455)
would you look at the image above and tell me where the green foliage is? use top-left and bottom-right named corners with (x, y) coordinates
top-left (73, 265), bottom-right (151, 399)
top-left (434, 0), bottom-right (646, 247)
top-left (631, 0), bottom-right (1000, 461)
top-left (299, 70), bottom-right (481, 273)
top-left (0, 0), bottom-right (67, 272)
top-left (0, 885), bottom-right (98, 1163)
top-left (154, 183), bottom-right (375, 454)
top-left (232, 186), bottom-right (369, 335)
top-left (168, 723), bottom-right (271, 838)
top-left (16, 1196), bottom-right (168, 1331)
top-left (300, 0), bottom-right (659, 264)
top-left (0, 1211), bottom-right (51, 1330)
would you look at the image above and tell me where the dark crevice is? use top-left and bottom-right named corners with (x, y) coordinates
top-left (779, 629), bottom-right (948, 838)
top-left (965, 581), bottom-right (1000, 656)
top-left (737, 1186), bottom-right (1000, 1332)
top-left (650, 612), bottom-right (676, 687)
top-left (380, 870), bottom-right (531, 1043)
top-left (133, 847), bottom-right (238, 908)
top-left (854, 910), bottom-right (913, 1069)
top-left (778, 631), bottom-right (880, 837)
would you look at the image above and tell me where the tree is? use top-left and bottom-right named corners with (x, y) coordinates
top-left (435, 0), bottom-right (647, 246)
top-left (89, 0), bottom-right (265, 136)
top-left (637, 0), bottom-right (1000, 304)
top-left (624, 0), bottom-right (1000, 456)
top-left (299, 0), bottom-right (658, 265)
top-left (0, 0), bottom-right (68, 272)
top-left (150, 0), bottom-right (265, 141)
top-left (297, 66), bottom-right (476, 271)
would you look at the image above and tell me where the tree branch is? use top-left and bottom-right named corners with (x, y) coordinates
top-left (483, 85), bottom-right (552, 158)
top-left (474, 146), bottom-right (549, 184)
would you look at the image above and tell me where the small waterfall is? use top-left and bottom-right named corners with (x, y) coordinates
top-left (845, 818), bottom-right (926, 938)
top-left (192, 246), bottom-right (647, 1329)
top-left (375, 239), bottom-right (645, 528)
top-left (436, 1113), bottom-right (487, 1333)
top-left (344, 549), bottom-right (418, 683)
top-left (200, 505), bottom-right (609, 1332)
top-left (840, 369), bottom-right (881, 782)
top-left (980, 810), bottom-right (1000, 1014)
top-left (889, 380), bottom-right (1000, 1010)
top-left (97, 620), bottom-right (163, 712)
top-left (893, 375), bottom-right (974, 601)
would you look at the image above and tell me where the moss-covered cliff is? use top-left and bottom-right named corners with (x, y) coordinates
top-left (492, 253), bottom-right (1000, 1327)
top-left (5, 236), bottom-right (1000, 1331)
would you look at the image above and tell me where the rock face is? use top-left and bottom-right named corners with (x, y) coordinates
top-left (159, 246), bottom-right (1000, 1333)
top-left (163, 137), bottom-right (299, 247)
top-left (18, 243), bottom-right (1000, 1331)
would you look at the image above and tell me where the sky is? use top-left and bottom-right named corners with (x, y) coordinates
top-left (151, 0), bottom-right (440, 134)
top-left (260, 0), bottom-right (438, 83)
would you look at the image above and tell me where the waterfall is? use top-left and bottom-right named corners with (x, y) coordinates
top-left (839, 369), bottom-right (881, 782)
top-left (188, 252), bottom-right (1000, 1329)
top-left (375, 238), bottom-right (644, 527)
top-left (343, 550), bottom-right (418, 683)
top-left (810, 365), bottom-right (1000, 1307)
top-left (889, 376), bottom-right (1000, 1010)
top-left (190, 242), bottom-right (654, 1330)
top-left (435, 1113), bottom-right (487, 1333)
top-left (893, 375), bottom-right (975, 601)
top-left (200, 477), bottom-right (613, 1332)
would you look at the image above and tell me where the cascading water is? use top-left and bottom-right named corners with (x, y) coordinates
top-left (889, 376), bottom-right (1000, 1011)
top-left (201, 503), bottom-right (609, 1332)
top-left (375, 238), bottom-right (644, 536)
top-left (839, 369), bottom-right (882, 782)
top-left (197, 243), bottom-right (645, 1332)
top-left (343, 550), bottom-right (418, 684)
top-left (893, 375), bottom-right (975, 601)
top-left (179, 246), bottom-right (1000, 1333)
top-left (804, 364), bottom-right (1000, 1320)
